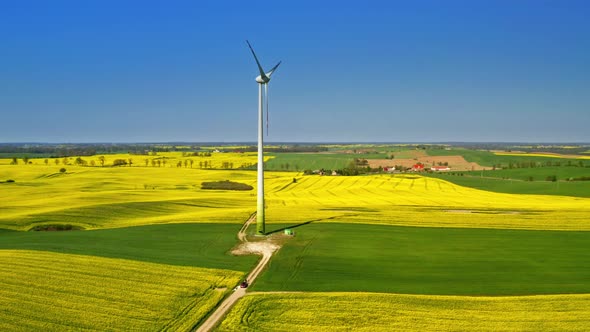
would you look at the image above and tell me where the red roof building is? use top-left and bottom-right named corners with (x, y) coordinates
top-left (411, 163), bottom-right (425, 171)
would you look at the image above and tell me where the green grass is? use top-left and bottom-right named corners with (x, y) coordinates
top-left (0, 223), bottom-right (258, 270)
top-left (253, 223), bottom-right (590, 295)
top-left (462, 166), bottom-right (590, 181)
top-left (265, 152), bottom-right (387, 171)
top-left (426, 173), bottom-right (590, 197)
top-left (426, 148), bottom-right (588, 167)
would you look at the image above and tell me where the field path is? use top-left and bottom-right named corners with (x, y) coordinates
top-left (195, 213), bottom-right (277, 332)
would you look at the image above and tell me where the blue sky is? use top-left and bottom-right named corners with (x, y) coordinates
top-left (1, 0), bottom-right (589, 143)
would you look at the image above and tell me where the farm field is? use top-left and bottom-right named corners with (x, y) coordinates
top-left (252, 223), bottom-right (590, 295)
top-left (426, 148), bottom-right (589, 167)
top-left (0, 151), bottom-right (268, 169)
top-left (3, 160), bottom-right (590, 231)
top-left (266, 173), bottom-right (590, 230)
top-left (368, 154), bottom-right (488, 171)
top-left (494, 151), bottom-right (590, 159)
top-left (0, 162), bottom-right (268, 230)
top-left (264, 152), bottom-right (387, 171)
top-left (0, 223), bottom-right (258, 270)
top-left (460, 166), bottom-right (590, 181)
top-left (426, 172), bottom-right (590, 197)
top-left (0, 250), bottom-right (244, 331)
top-left (2, 152), bottom-right (590, 331)
top-left (218, 292), bottom-right (590, 332)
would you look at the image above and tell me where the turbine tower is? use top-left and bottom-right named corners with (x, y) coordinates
top-left (246, 40), bottom-right (281, 236)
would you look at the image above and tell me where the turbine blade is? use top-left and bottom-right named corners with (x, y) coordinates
top-left (266, 61), bottom-right (282, 78)
top-left (265, 83), bottom-right (269, 136)
top-left (246, 40), bottom-right (268, 80)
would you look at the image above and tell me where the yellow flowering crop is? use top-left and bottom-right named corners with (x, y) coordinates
top-left (218, 292), bottom-right (590, 331)
top-left (0, 250), bottom-right (243, 331)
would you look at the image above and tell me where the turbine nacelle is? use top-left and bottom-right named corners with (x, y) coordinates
top-left (256, 75), bottom-right (269, 84)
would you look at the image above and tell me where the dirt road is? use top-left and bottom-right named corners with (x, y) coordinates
top-left (195, 214), bottom-right (278, 332)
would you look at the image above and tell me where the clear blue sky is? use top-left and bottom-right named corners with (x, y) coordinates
top-left (1, 0), bottom-right (589, 143)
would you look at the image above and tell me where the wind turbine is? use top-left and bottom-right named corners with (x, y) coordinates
top-left (246, 40), bottom-right (281, 236)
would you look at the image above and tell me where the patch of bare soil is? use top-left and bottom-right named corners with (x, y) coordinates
top-left (368, 155), bottom-right (491, 171)
top-left (231, 241), bottom-right (280, 256)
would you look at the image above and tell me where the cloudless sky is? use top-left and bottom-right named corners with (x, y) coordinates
top-left (1, 0), bottom-right (589, 143)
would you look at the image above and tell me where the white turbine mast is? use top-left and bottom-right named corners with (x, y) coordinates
top-left (246, 40), bottom-right (281, 235)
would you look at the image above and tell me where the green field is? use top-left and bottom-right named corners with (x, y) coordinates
top-left (253, 223), bottom-right (590, 295)
top-left (264, 152), bottom-right (387, 171)
top-left (462, 166), bottom-right (590, 181)
top-left (0, 223), bottom-right (258, 270)
top-left (426, 173), bottom-right (590, 197)
top-left (426, 148), bottom-right (588, 167)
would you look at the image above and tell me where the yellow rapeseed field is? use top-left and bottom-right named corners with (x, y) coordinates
top-left (1, 153), bottom-right (590, 230)
top-left (217, 292), bottom-right (590, 331)
top-left (266, 174), bottom-right (590, 230)
top-left (0, 250), bottom-right (243, 331)
top-left (0, 152), bottom-right (268, 168)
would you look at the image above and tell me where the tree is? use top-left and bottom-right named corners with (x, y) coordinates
top-left (55, 159), bottom-right (60, 165)
top-left (151, 160), bottom-right (156, 167)
top-left (10, 157), bottom-right (17, 165)
top-left (199, 161), bottom-right (203, 168)
top-left (62, 157), bottom-right (69, 165)
top-left (98, 156), bottom-right (105, 167)
top-left (177, 161), bottom-right (182, 167)
top-left (23, 156), bottom-right (29, 164)
top-left (44, 159), bottom-right (49, 166)
top-left (90, 160), bottom-right (96, 166)
top-left (157, 160), bottom-right (161, 167)
top-left (74, 157), bottom-right (87, 166)
top-left (184, 160), bottom-right (188, 168)
top-left (112, 159), bottom-right (127, 166)
top-left (162, 160), bottom-right (167, 167)
top-left (189, 159), bottom-right (194, 168)
top-left (60, 168), bottom-right (66, 173)
top-left (128, 158), bottom-right (133, 166)
top-left (145, 159), bottom-right (149, 167)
